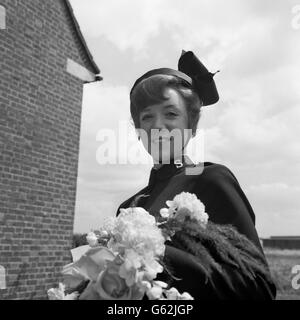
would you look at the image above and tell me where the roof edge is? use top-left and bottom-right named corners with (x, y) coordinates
top-left (64, 0), bottom-right (100, 75)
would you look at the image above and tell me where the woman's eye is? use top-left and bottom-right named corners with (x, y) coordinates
top-left (166, 112), bottom-right (177, 117)
top-left (141, 114), bottom-right (152, 121)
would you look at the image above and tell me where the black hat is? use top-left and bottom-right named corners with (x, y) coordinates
top-left (130, 50), bottom-right (219, 106)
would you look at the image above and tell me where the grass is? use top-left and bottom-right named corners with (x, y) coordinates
top-left (264, 248), bottom-right (300, 300)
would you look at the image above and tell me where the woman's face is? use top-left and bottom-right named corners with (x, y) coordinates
top-left (138, 87), bottom-right (192, 163)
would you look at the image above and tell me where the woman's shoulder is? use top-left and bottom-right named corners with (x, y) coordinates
top-left (116, 186), bottom-right (149, 216)
top-left (198, 161), bottom-right (239, 186)
top-left (191, 161), bottom-right (245, 201)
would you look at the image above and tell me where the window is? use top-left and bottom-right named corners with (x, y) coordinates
top-left (0, 5), bottom-right (6, 30)
top-left (0, 265), bottom-right (6, 290)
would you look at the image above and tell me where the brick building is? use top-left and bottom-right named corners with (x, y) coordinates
top-left (0, 0), bottom-right (101, 299)
top-left (262, 236), bottom-right (300, 250)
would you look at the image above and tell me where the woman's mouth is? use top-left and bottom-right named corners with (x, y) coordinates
top-left (151, 137), bottom-right (170, 144)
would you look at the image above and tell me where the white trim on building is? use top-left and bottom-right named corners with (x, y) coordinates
top-left (0, 5), bottom-right (6, 30)
top-left (0, 265), bottom-right (6, 290)
top-left (66, 58), bottom-right (96, 82)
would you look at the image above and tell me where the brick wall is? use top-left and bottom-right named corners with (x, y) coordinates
top-left (0, 0), bottom-right (96, 299)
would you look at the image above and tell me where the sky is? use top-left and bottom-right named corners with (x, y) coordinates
top-left (69, 0), bottom-right (300, 238)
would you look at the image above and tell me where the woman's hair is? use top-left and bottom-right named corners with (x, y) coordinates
top-left (130, 74), bottom-right (203, 136)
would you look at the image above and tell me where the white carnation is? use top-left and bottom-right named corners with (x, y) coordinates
top-left (104, 207), bottom-right (166, 286)
top-left (108, 207), bottom-right (165, 258)
top-left (86, 232), bottom-right (98, 247)
top-left (47, 283), bottom-right (79, 300)
top-left (164, 287), bottom-right (180, 300)
top-left (178, 291), bottom-right (194, 300)
top-left (159, 208), bottom-right (170, 219)
top-left (97, 216), bottom-right (117, 239)
top-left (166, 192), bottom-right (208, 228)
top-left (164, 287), bottom-right (194, 300)
top-left (47, 284), bottom-right (65, 300)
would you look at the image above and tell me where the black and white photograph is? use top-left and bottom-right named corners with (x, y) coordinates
top-left (0, 0), bottom-right (300, 303)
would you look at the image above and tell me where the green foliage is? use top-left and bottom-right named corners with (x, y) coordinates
top-left (72, 233), bottom-right (88, 248)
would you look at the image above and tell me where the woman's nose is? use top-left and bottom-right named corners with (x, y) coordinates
top-left (151, 115), bottom-right (166, 130)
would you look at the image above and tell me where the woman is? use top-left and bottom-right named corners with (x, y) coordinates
top-left (116, 51), bottom-right (277, 300)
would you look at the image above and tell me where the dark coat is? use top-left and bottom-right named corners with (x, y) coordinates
top-left (116, 157), bottom-right (277, 300)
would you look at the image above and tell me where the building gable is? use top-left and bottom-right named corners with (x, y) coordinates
top-left (64, 0), bottom-right (100, 75)
top-left (0, 0), bottom-right (102, 299)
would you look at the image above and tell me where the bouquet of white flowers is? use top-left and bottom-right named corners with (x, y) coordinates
top-left (47, 192), bottom-right (209, 300)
